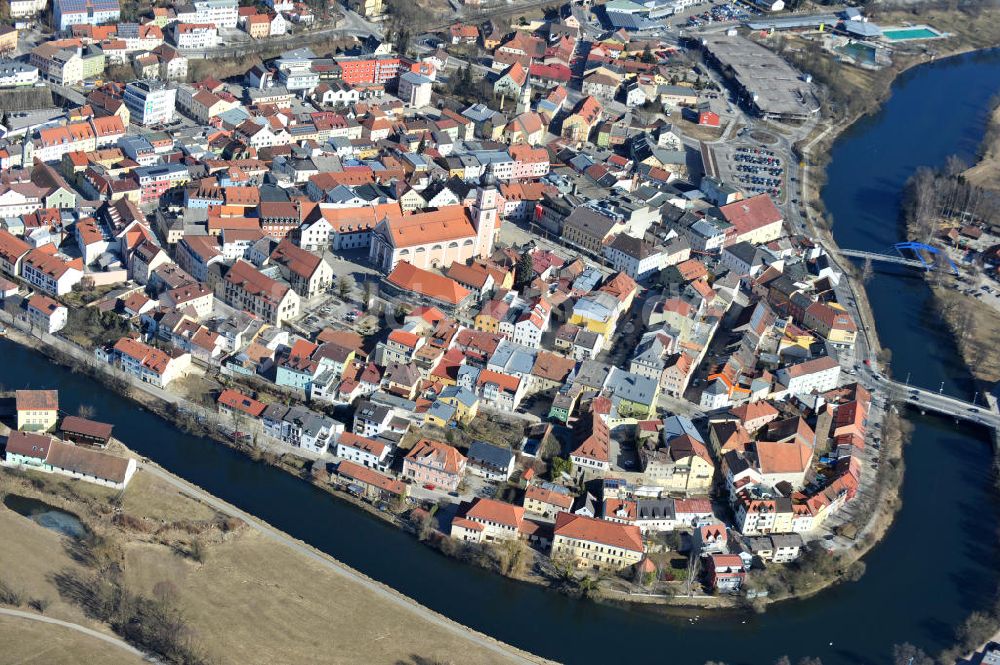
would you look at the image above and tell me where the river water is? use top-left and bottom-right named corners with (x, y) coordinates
top-left (2, 50), bottom-right (1000, 665)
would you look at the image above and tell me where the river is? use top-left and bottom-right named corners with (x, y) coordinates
top-left (2, 51), bottom-right (1000, 665)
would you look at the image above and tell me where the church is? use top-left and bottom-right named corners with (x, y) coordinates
top-left (369, 184), bottom-right (499, 273)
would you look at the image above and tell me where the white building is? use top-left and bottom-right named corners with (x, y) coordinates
top-left (334, 432), bottom-right (391, 471)
top-left (54, 0), bottom-right (120, 30)
top-left (124, 79), bottom-right (176, 126)
top-left (20, 250), bottom-right (83, 296)
top-left (776, 356), bottom-right (841, 395)
top-left (106, 336), bottom-right (191, 388)
top-left (397, 71), bottom-right (433, 109)
top-left (26, 294), bottom-right (68, 334)
top-left (174, 0), bottom-right (238, 28)
top-left (3, 432), bottom-right (137, 490)
top-left (0, 59), bottom-right (39, 87)
top-left (8, 0), bottom-right (47, 19)
top-left (603, 234), bottom-right (690, 281)
top-left (172, 23), bottom-right (219, 49)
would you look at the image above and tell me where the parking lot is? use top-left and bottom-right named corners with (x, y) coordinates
top-left (682, 0), bottom-right (760, 28)
top-left (296, 295), bottom-right (356, 337)
top-left (717, 144), bottom-right (786, 201)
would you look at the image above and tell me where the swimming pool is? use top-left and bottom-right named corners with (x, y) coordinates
top-left (837, 42), bottom-right (877, 65)
top-left (883, 26), bottom-right (941, 41)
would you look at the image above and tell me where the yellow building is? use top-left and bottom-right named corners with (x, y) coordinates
top-left (803, 301), bottom-right (857, 347)
top-left (423, 406), bottom-right (451, 428)
top-left (0, 26), bottom-right (19, 56)
top-left (474, 300), bottom-right (507, 333)
top-left (356, 144), bottom-right (380, 159)
top-left (250, 15), bottom-right (271, 39)
top-left (552, 512), bottom-right (644, 571)
top-left (569, 292), bottom-right (619, 336)
top-left (437, 386), bottom-right (479, 423)
top-left (350, 0), bottom-right (383, 17)
top-left (16, 390), bottom-right (59, 433)
top-left (778, 325), bottom-right (815, 356)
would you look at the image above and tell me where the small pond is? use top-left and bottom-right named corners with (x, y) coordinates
top-left (4, 494), bottom-right (87, 538)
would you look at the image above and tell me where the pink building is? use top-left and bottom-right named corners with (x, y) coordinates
top-left (402, 438), bottom-right (466, 491)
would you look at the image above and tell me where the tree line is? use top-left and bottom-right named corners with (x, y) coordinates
top-left (903, 157), bottom-right (1000, 243)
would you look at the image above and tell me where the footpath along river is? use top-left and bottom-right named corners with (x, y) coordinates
top-left (3, 50), bottom-right (1000, 665)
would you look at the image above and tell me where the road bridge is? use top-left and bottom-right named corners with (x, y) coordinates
top-left (876, 377), bottom-right (999, 430)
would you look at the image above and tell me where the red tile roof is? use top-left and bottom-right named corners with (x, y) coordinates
top-left (217, 389), bottom-right (267, 418)
top-left (337, 460), bottom-right (406, 495)
top-left (5, 431), bottom-right (53, 459)
top-left (384, 206), bottom-right (476, 247)
top-left (524, 484), bottom-right (573, 510)
top-left (464, 497), bottom-right (525, 529)
top-left (405, 438), bottom-right (466, 474)
top-left (15, 389), bottom-right (58, 411)
top-left (554, 512), bottom-right (643, 553)
top-left (476, 368), bottom-right (520, 394)
top-left (337, 431), bottom-right (387, 457)
top-left (386, 262), bottom-right (471, 306)
top-left (270, 238), bottom-right (322, 279)
top-left (719, 194), bottom-right (783, 236)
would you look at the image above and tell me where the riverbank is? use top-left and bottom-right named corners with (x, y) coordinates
top-left (796, 24), bottom-right (1000, 665)
top-left (796, 23), bottom-right (1000, 373)
top-left (778, 17), bottom-right (1000, 611)
top-left (0, 313), bottom-right (887, 615)
top-left (798, 7), bottom-right (1000, 233)
top-left (920, 98), bottom-right (1000, 386)
top-left (0, 321), bottom-right (739, 611)
top-left (0, 459), bottom-right (551, 665)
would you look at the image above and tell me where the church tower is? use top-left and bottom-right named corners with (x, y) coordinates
top-left (516, 67), bottom-right (532, 115)
top-left (472, 179), bottom-right (499, 260)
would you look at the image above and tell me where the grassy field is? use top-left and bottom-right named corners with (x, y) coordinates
top-left (119, 466), bottom-right (219, 522)
top-left (930, 282), bottom-right (1000, 383)
top-left (0, 616), bottom-right (145, 665)
top-left (0, 501), bottom-right (111, 630)
top-left (0, 467), bottom-right (537, 665)
top-left (963, 103), bottom-right (1000, 191)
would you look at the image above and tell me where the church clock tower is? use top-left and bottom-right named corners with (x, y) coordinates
top-left (472, 178), bottom-right (499, 259)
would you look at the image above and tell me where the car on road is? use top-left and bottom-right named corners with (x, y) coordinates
top-left (422, 483), bottom-right (436, 491)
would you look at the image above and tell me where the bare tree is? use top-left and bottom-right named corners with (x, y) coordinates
top-left (892, 643), bottom-right (932, 665)
top-left (861, 256), bottom-right (874, 285)
top-left (944, 154), bottom-right (968, 177)
top-left (337, 275), bottom-right (355, 300)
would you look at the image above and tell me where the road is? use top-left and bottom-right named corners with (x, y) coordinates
top-left (136, 463), bottom-right (545, 665)
top-left (0, 608), bottom-right (152, 661)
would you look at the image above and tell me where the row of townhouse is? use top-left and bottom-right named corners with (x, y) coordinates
top-left (450, 497), bottom-right (647, 574)
top-left (96, 336), bottom-right (192, 388)
top-left (0, 230), bottom-right (85, 296)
